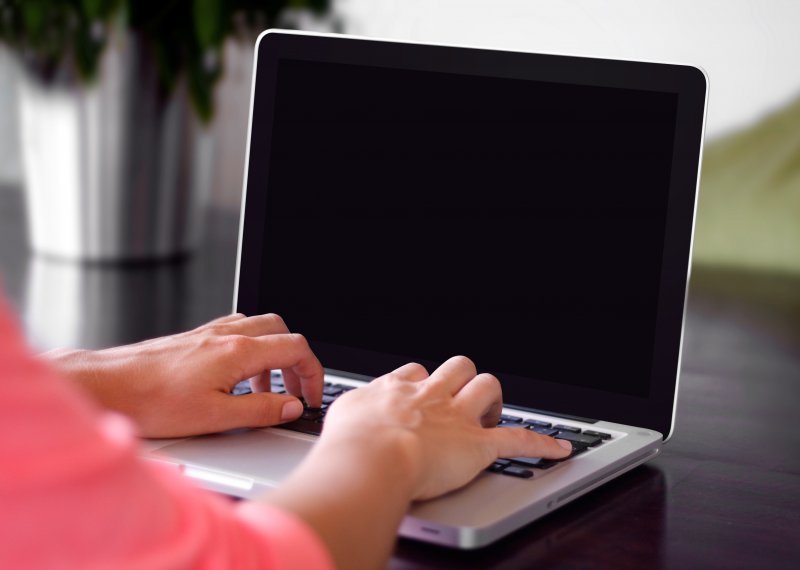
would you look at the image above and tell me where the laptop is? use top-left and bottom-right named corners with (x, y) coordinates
top-left (146, 30), bottom-right (708, 549)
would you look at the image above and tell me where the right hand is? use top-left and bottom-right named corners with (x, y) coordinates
top-left (266, 355), bottom-right (573, 570)
top-left (320, 355), bottom-right (572, 501)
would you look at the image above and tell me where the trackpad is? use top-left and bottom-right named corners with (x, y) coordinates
top-left (154, 428), bottom-right (316, 485)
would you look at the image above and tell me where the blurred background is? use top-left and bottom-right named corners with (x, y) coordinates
top-left (0, 0), bottom-right (798, 375)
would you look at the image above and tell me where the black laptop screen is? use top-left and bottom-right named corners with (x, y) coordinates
top-left (257, 57), bottom-right (677, 400)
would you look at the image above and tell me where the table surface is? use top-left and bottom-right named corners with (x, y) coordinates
top-left (1, 184), bottom-right (799, 569)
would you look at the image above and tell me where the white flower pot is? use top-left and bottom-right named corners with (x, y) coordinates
top-left (17, 32), bottom-right (213, 261)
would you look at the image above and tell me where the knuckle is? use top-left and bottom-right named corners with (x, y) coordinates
top-left (407, 362), bottom-right (429, 376)
top-left (198, 333), bottom-right (217, 349)
top-left (452, 354), bottom-right (476, 371)
top-left (221, 334), bottom-right (250, 354)
top-left (477, 373), bottom-right (502, 391)
top-left (207, 322), bottom-right (230, 334)
top-left (289, 332), bottom-right (308, 347)
top-left (264, 312), bottom-right (286, 328)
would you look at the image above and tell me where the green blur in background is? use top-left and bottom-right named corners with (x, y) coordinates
top-left (695, 96), bottom-right (800, 276)
top-left (0, 0), bottom-right (330, 121)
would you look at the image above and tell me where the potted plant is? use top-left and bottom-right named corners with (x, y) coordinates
top-left (0, 0), bottom-right (331, 261)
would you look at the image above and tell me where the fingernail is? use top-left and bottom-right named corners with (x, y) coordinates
top-left (281, 400), bottom-right (303, 421)
top-left (556, 439), bottom-right (572, 451)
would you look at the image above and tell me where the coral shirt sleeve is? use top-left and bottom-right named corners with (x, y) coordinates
top-left (0, 297), bottom-right (334, 570)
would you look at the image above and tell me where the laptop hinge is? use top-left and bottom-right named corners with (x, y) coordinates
top-left (504, 405), bottom-right (598, 424)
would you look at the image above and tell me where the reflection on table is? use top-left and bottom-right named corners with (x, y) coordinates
top-left (22, 207), bottom-right (239, 351)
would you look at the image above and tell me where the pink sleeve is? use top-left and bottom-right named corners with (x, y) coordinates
top-left (0, 297), bottom-right (334, 570)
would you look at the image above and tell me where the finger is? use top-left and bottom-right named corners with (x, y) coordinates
top-left (250, 370), bottom-right (272, 393)
top-left (390, 362), bottom-right (429, 381)
top-left (427, 355), bottom-right (477, 395)
top-left (228, 334), bottom-right (324, 407)
top-left (281, 366), bottom-right (305, 402)
top-left (214, 313), bottom-right (290, 338)
top-left (490, 426), bottom-right (573, 460)
top-left (211, 391), bottom-right (305, 430)
top-left (221, 314), bottom-right (306, 402)
top-left (454, 373), bottom-right (503, 427)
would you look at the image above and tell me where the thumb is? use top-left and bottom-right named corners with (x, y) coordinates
top-left (214, 392), bottom-right (304, 430)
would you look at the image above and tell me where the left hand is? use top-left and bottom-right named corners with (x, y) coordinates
top-left (44, 313), bottom-right (324, 438)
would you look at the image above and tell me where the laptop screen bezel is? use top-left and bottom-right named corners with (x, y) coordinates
top-left (235, 30), bottom-right (708, 440)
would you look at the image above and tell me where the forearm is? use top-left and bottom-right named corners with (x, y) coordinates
top-left (42, 347), bottom-right (105, 399)
top-left (264, 435), bottom-right (417, 570)
top-left (41, 347), bottom-right (135, 412)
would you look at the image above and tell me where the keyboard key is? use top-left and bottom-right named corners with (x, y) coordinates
top-left (583, 430), bottom-right (612, 440)
top-left (524, 419), bottom-right (552, 428)
top-left (323, 385), bottom-right (344, 396)
top-left (500, 414), bottom-right (523, 423)
top-left (301, 407), bottom-right (325, 421)
top-left (280, 419), bottom-right (322, 435)
top-left (554, 424), bottom-right (581, 433)
top-left (569, 445), bottom-right (589, 458)
top-left (508, 456), bottom-right (556, 469)
top-left (487, 461), bottom-right (509, 473)
top-left (529, 426), bottom-right (559, 436)
top-left (231, 381), bottom-right (252, 396)
top-left (497, 422), bottom-right (526, 428)
top-left (502, 466), bottom-right (534, 479)
top-left (321, 395), bottom-right (338, 405)
top-left (555, 431), bottom-right (602, 447)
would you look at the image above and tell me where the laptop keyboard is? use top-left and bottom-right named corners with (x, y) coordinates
top-left (490, 413), bottom-right (612, 477)
top-left (232, 378), bottom-right (613, 479)
top-left (231, 376), bottom-right (354, 436)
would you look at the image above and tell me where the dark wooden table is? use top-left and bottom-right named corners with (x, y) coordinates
top-left (2, 184), bottom-right (799, 569)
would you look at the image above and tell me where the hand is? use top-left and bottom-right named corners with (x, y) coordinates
top-left (321, 355), bottom-right (571, 500)
top-left (267, 356), bottom-right (571, 570)
top-left (44, 313), bottom-right (324, 438)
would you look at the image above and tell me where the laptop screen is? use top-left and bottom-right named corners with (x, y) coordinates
top-left (238, 32), bottom-right (706, 435)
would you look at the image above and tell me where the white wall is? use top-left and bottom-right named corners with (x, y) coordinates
top-left (3, 2), bottom-right (798, 190)
top-left (339, 0), bottom-right (800, 140)
top-left (0, 48), bottom-right (21, 185)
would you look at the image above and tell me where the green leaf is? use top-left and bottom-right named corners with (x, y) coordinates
top-left (188, 59), bottom-right (215, 123)
top-left (194, 0), bottom-right (222, 49)
top-left (82, 0), bottom-right (104, 20)
top-left (20, 0), bottom-right (46, 42)
top-left (74, 25), bottom-right (103, 80)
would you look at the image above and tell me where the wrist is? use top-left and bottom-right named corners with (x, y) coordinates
top-left (42, 347), bottom-right (96, 381)
top-left (315, 428), bottom-right (420, 500)
top-left (265, 432), bottom-right (419, 570)
top-left (42, 348), bottom-right (114, 407)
